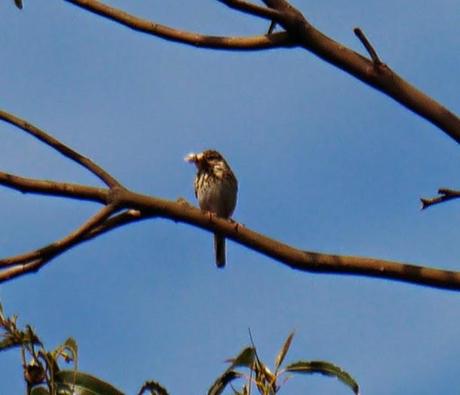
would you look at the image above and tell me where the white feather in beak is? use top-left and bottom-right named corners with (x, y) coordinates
top-left (185, 152), bottom-right (204, 163)
top-left (184, 152), bottom-right (197, 162)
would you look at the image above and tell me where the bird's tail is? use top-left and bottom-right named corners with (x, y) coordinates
top-left (214, 234), bottom-right (226, 268)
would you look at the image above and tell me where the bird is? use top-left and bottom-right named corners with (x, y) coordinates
top-left (185, 150), bottom-right (238, 268)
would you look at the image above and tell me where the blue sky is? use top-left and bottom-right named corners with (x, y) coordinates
top-left (1, 1), bottom-right (460, 394)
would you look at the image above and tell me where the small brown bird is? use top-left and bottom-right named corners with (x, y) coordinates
top-left (185, 150), bottom-right (238, 268)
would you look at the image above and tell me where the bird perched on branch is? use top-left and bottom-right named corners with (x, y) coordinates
top-left (185, 150), bottom-right (238, 268)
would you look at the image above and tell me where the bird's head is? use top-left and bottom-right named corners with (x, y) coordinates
top-left (185, 150), bottom-right (225, 170)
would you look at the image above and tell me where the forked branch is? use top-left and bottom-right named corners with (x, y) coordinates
top-left (0, 204), bottom-right (118, 282)
top-left (61, 0), bottom-right (460, 143)
top-left (1, 110), bottom-right (460, 291)
top-left (64, 0), bottom-right (294, 50)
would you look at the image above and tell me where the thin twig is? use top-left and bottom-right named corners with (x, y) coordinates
top-left (83, 209), bottom-right (147, 239)
top-left (353, 27), bottom-right (383, 65)
top-left (421, 188), bottom-right (460, 210)
top-left (267, 20), bottom-right (277, 35)
top-left (0, 110), bottom-right (121, 188)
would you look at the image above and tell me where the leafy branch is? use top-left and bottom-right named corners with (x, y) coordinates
top-left (0, 304), bottom-right (78, 394)
top-left (208, 332), bottom-right (359, 394)
top-left (1, 304), bottom-right (357, 394)
top-left (0, 303), bottom-right (149, 395)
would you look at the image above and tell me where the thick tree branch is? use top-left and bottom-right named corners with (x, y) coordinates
top-left (63, 0), bottom-right (294, 50)
top-left (2, 174), bottom-right (460, 290)
top-left (61, 0), bottom-right (460, 143)
top-left (259, 0), bottom-right (460, 143)
top-left (2, 110), bottom-right (460, 290)
top-left (421, 188), bottom-right (460, 210)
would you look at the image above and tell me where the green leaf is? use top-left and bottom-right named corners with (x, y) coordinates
top-left (30, 386), bottom-right (50, 395)
top-left (49, 337), bottom-right (78, 370)
top-left (63, 337), bottom-right (78, 367)
top-left (285, 360), bottom-right (359, 394)
top-left (63, 337), bottom-right (78, 354)
top-left (55, 370), bottom-right (124, 395)
top-left (226, 347), bottom-right (255, 370)
top-left (274, 332), bottom-right (294, 372)
top-left (207, 370), bottom-right (241, 395)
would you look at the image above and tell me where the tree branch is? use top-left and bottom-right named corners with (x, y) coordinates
top-left (63, 0), bottom-right (294, 50)
top-left (420, 188), bottom-right (460, 210)
top-left (0, 171), bottom-right (108, 203)
top-left (0, 204), bottom-right (119, 282)
top-left (259, 0), bottom-right (460, 143)
top-left (0, 209), bottom-right (150, 283)
top-left (1, 111), bottom-right (460, 290)
top-left (0, 110), bottom-right (121, 188)
top-left (60, 0), bottom-right (460, 142)
top-left (3, 173), bottom-right (460, 290)
top-left (0, 204), bottom-right (117, 268)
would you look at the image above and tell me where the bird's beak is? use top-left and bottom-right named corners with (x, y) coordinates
top-left (184, 152), bottom-right (203, 164)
